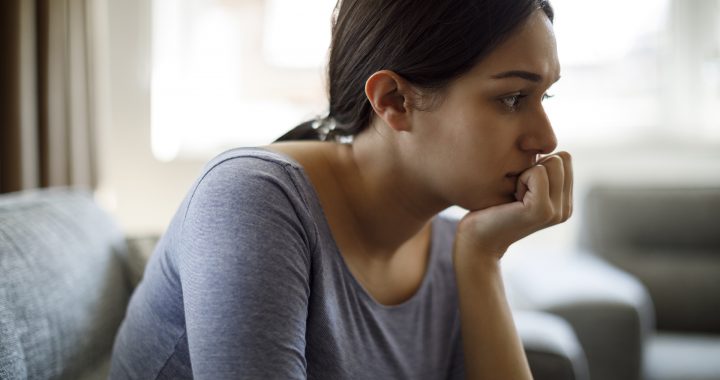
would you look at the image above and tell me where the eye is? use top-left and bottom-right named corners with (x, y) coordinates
top-left (500, 92), bottom-right (554, 111)
top-left (501, 94), bottom-right (525, 110)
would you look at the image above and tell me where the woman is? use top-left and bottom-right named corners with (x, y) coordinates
top-left (110, 0), bottom-right (571, 378)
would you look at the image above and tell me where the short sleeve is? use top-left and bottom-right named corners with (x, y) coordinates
top-left (177, 157), bottom-right (314, 379)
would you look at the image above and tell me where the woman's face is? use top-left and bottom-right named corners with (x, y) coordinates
top-left (404, 10), bottom-right (561, 211)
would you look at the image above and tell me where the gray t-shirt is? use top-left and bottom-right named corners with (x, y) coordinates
top-left (109, 147), bottom-right (465, 379)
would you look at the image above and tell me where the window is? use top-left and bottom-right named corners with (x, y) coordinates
top-left (151, 0), bottom-right (720, 162)
top-left (151, 0), bottom-right (335, 161)
top-left (547, 0), bottom-right (720, 146)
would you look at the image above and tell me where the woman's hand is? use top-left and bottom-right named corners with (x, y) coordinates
top-left (454, 151), bottom-right (573, 261)
top-left (451, 152), bottom-right (573, 379)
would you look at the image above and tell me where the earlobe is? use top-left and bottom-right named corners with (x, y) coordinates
top-left (365, 70), bottom-right (412, 132)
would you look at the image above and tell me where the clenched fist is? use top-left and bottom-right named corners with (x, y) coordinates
top-left (454, 151), bottom-right (573, 261)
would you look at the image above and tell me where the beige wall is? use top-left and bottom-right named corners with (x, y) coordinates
top-left (95, 0), bottom-right (203, 236)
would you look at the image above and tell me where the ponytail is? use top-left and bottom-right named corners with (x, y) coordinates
top-left (274, 116), bottom-right (352, 143)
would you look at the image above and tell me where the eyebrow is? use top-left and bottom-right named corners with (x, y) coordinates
top-left (491, 70), bottom-right (560, 83)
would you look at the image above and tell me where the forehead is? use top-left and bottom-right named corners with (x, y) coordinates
top-left (469, 10), bottom-right (560, 83)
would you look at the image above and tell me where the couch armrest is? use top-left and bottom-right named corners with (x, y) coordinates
top-left (124, 235), bottom-right (159, 289)
top-left (505, 253), bottom-right (655, 380)
top-left (0, 188), bottom-right (131, 379)
top-left (515, 310), bottom-right (590, 380)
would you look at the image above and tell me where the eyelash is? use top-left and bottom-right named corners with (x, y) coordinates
top-left (501, 93), bottom-right (554, 110)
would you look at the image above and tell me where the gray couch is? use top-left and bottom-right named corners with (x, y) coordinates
top-left (581, 185), bottom-right (720, 380)
top-left (509, 185), bottom-right (720, 380)
top-left (0, 188), bottom-right (595, 379)
top-left (0, 189), bottom-right (131, 379)
top-left (506, 251), bottom-right (654, 380)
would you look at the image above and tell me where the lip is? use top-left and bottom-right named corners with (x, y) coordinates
top-left (506, 162), bottom-right (536, 178)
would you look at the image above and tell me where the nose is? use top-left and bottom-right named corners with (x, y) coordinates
top-left (519, 107), bottom-right (557, 154)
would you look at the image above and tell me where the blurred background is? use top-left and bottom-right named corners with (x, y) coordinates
top-left (108, 0), bottom-right (720, 247)
top-left (1, 1), bottom-right (719, 379)
top-left (1, 0), bottom-right (718, 249)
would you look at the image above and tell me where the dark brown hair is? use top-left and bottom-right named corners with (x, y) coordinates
top-left (276, 0), bottom-right (554, 142)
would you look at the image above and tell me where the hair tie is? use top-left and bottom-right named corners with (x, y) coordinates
top-left (311, 115), bottom-right (353, 144)
top-left (311, 116), bottom-right (335, 141)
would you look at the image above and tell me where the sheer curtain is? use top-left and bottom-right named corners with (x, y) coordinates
top-left (0, 0), bottom-right (98, 194)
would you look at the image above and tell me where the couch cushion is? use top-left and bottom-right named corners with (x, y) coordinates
top-left (0, 188), bottom-right (131, 379)
top-left (600, 248), bottom-right (720, 333)
top-left (580, 186), bottom-right (720, 333)
top-left (644, 333), bottom-right (720, 380)
top-left (506, 253), bottom-right (654, 380)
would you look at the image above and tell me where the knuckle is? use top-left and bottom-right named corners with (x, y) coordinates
top-left (543, 156), bottom-right (563, 172)
top-left (557, 151), bottom-right (572, 162)
top-left (559, 205), bottom-right (573, 222)
top-left (552, 213), bottom-right (564, 224)
top-left (540, 156), bottom-right (558, 165)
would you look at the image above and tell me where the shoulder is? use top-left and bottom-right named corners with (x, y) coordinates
top-left (199, 147), bottom-right (303, 183)
top-left (180, 147), bottom-right (320, 248)
top-left (189, 147), bottom-right (309, 205)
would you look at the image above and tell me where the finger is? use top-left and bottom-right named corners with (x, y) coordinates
top-left (538, 155), bottom-right (564, 220)
top-left (555, 151), bottom-right (574, 221)
top-left (514, 178), bottom-right (527, 202)
top-left (517, 165), bottom-right (551, 221)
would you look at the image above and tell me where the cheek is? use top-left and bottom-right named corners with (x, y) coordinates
top-left (411, 102), bottom-right (517, 185)
top-left (449, 116), bottom-right (511, 167)
top-left (440, 120), bottom-right (523, 208)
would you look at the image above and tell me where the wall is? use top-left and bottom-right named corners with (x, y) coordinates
top-left (94, 0), bottom-right (203, 236)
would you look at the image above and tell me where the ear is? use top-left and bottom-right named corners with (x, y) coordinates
top-left (364, 70), bottom-right (413, 132)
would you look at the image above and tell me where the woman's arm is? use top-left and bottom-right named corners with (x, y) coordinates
top-left (453, 249), bottom-right (532, 379)
top-left (453, 153), bottom-right (573, 380)
top-left (178, 158), bottom-right (313, 379)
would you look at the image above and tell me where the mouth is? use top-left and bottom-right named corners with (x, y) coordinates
top-left (504, 174), bottom-right (519, 192)
top-left (506, 162), bottom-right (536, 179)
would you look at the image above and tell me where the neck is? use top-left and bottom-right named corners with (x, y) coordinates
top-left (331, 125), bottom-right (450, 258)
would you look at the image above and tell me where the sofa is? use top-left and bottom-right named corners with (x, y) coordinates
top-left (0, 187), bottom-right (610, 379)
top-left (508, 184), bottom-right (720, 380)
top-left (505, 250), bottom-right (654, 380)
top-left (0, 188), bottom-right (132, 379)
top-left (581, 185), bottom-right (720, 380)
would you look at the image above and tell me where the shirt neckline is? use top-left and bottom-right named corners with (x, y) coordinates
top-left (250, 146), bottom-right (438, 311)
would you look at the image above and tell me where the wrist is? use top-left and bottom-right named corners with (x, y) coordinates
top-left (452, 241), bottom-right (503, 277)
top-left (453, 226), bottom-right (508, 264)
top-left (454, 215), bottom-right (512, 260)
